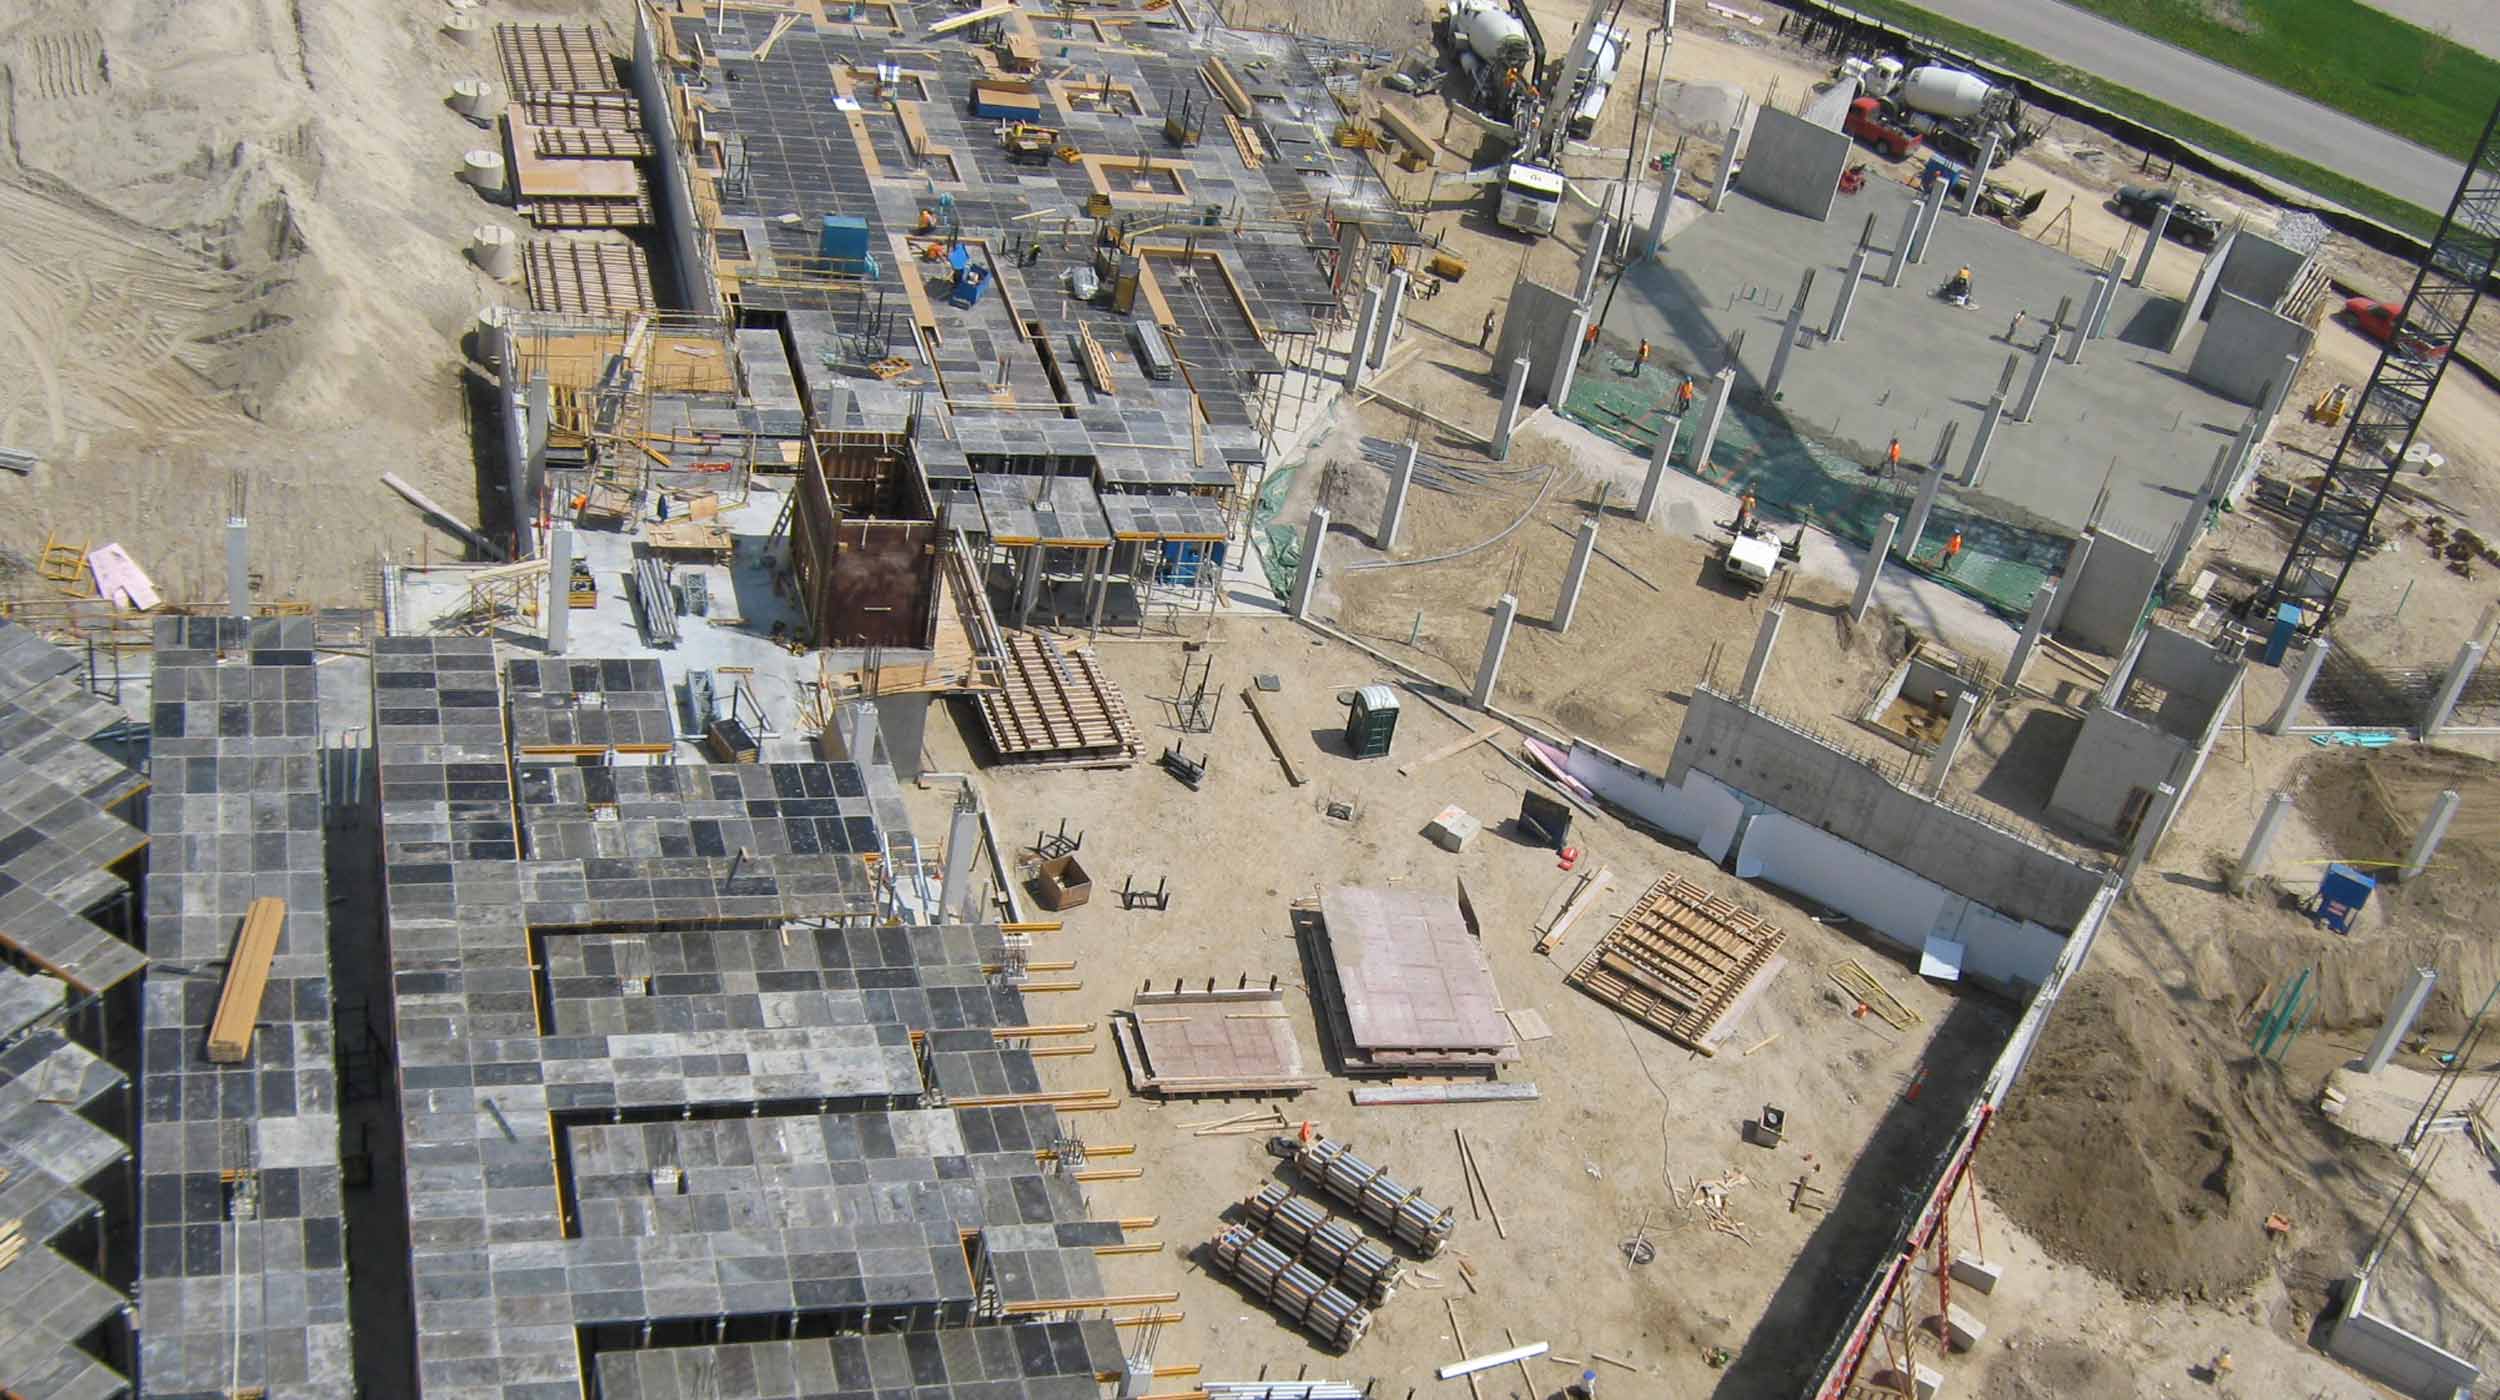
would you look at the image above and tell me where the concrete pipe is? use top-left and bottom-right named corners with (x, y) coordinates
top-left (470, 225), bottom-right (518, 280)
top-left (459, 148), bottom-right (506, 195)
top-left (442, 12), bottom-right (481, 43)
top-left (449, 77), bottom-right (501, 121)
top-left (475, 304), bottom-right (511, 367)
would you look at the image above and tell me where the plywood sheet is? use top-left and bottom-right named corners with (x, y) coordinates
top-left (1318, 887), bottom-right (1513, 1054)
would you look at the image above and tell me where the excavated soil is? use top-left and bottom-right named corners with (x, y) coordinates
top-left (1988, 973), bottom-right (2284, 1302)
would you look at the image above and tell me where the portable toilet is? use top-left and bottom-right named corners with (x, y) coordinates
top-left (1343, 685), bottom-right (1399, 758)
top-left (2316, 863), bottom-right (2376, 934)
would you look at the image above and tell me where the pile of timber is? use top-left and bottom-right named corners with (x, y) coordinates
top-left (524, 237), bottom-right (655, 316)
top-left (1566, 874), bottom-right (1786, 1055)
top-left (498, 24), bottom-right (652, 230)
top-left (974, 634), bottom-right (1139, 766)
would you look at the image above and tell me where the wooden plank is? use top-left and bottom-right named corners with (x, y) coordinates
top-left (1351, 1083), bottom-right (1539, 1106)
top-left (1398, 721), bottom-right (1503, 778)
top-left (207, 897), bottom-right (286, 1064)
top-left (1240, 686), bottom-right (1307, 787)
top-left (1565, 874), bottom-right (1787, 1054)
top-left (1534, 866), bottom-right (1612, 955)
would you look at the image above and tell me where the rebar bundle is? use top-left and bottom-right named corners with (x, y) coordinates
top-left (1209, 1225), bottom-right (1372, 1351)
top-left (1293, 1136), bottom-right (1455, 1256)
top-left (1243, 1184), bottom-right (1403, 1305)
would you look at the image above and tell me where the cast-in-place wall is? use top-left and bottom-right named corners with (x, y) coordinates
top-left (1563, 740), bottom-right (1746, 862)
top-left (1495, 275), bottom-right (1582, 405)
top-left (635, 9), bottom-right (713, 315)
top-left (2326, 1273), bottom-right (2482, 1400)
top-left (1737, 107), bottom-right (1852, 222)
top-left (2215, 232), bottom-right (2308, 315)
top-left (2166, 228), bottom-right (2236, 355)
top-left (2057, 528), bottom-right (2160, 656)
top-left (1668, 688), bottom-right (2107, 929)
top-left (2048, 706), bottom-right (2190, 835)
top-left (2188, 291), bottom-right (2312, 407)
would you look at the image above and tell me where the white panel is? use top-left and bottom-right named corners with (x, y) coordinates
top-left (1735, 813), bottom-right (1951, 950)
top-left (1564, 743), bottom-right (1747, 862)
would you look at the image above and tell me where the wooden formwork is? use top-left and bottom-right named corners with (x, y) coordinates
top-left (975, 635), bottom-right (1139, 765)
top-left (1567, 874), bottom-right (1787, 1055)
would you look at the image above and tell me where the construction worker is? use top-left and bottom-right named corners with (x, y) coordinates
top-left (1479, 309), bottom-right (1497, 348)
top-left (916, 207), bottom-right (936, 233)
top-left (1582, 322), bottom-right (1600, 358)
top-left (1677, 376), bottom-right (1696, 410)
top-left (1635, 338), bottom-right (1652, 371)
top-left (1886, 436), bottom-right (1903, 473)
top-left (1944, 530), bottom-right (1964, 571)
top-left (1737, 489), bottom-right (1756, 532)
top-left (2006, 307), bottom-right (2028, 343)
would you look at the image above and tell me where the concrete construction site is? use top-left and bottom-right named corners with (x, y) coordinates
top-left (4, 0), bottom-right (2500, 1397)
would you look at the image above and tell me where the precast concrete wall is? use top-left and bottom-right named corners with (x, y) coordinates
top-left (1495, 275), bottom-right (1583, 404)
top-left (1735, 814), bottom-right (2069, 989)
top-left (2057, 528), bottom-right (2161, 655)
top-left (1668, 688), bottom-right (2107, 930)
top-left (2188, 291), bottom-right (2312, 406)
top-left (1564, 740), bottom-right (1747, 861)
top-left (2048, 706), bottom-right (2191, 835)
top-left (2136, 623), bottom-right (2242, 726)
top-left (2215, 231), bottom-right (2308, 313)
top-left (2166, 228), bottom-right (2237, 355)
top-left (1737, 107), bottom-right (1852, 222)
top-left (2326, 1274), bottom-right (2482, 1400)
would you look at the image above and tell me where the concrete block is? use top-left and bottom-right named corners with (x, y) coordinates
top-left (1879, 1363), bottom-right (1946, 1400)
top-left (1941, 1301), bottom-right (1987, 1351)
top-left (1424, 805), bottom-right (1481, 852)
top-left (1949, 1252), bottom-right (2003, 1294)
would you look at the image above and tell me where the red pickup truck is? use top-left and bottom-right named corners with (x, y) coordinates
top-left (1845, 97), bottom-right (1924, 160)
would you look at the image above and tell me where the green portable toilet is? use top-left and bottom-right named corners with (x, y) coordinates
top-left (1343, 685), bottom-right (1399, 758)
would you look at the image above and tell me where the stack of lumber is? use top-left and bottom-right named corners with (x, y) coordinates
top-left (974, 635), bottom-right (1140, 765)
top-left (497, 24), bottom-right (652, 229)
top-left (1566, 874), bottom-right (1786, 1055)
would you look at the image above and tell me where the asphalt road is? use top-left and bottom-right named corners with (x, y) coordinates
top-left (1896, 0), bottom-right (2466, 216)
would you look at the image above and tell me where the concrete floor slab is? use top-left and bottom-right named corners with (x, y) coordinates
top-left (1603, 179), bottom-right (2249, 551)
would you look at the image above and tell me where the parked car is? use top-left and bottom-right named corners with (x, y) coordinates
top-left (2112, 185), bottom-right (2221, 249)
top-left (2345, 297), bottom-right (2448, 359)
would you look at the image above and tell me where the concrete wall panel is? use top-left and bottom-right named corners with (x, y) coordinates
top-left (1565, 740), bottom-right (1746, 862)
top-left (634, 10), bottom-right (712, 314)
top-left (1495, 275), bottom-right (1582, 404)
top-left (2058, 528), bottom-right (2160, 655)
top-left (1737, 107), bottom-right (1852, 222)
top-left (2047, 706), bottom-right (2189, 835)
top-left (2215, 232), bottom-right (2307, 314)
top-left (2327, 1275), bottom-right (2482, 1400)
top-left (2166, 228), bottom-right (2236, 355)
top-left (2187, 291), bottom-right (2312, 406)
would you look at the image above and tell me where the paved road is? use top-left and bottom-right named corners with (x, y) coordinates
top-left (1894, 0), bottom-right (2466, 216)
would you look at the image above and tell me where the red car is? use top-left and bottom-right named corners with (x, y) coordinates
top-left (2346, 297), bottom-right (2448, 359)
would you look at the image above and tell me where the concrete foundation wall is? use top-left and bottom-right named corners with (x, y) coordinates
top-left (1737, 107), bottom-right (1851, 222)
top-left (2136, 623), bottom-right (2242, 725)
top-left (1736, 814), bottom-right (2069, 990)
top-left (2327, 1275), bottom-right (2482, 1400)
top-left (2166, 228), bottom-right (2237, 355)
top-left (2048, 706), bottom-right (2190, 835)
top-left (1564, 740), bottom-right (1746, 862)
top-left (634, 10), bottom-right (713, 314)
top-left (2188, 291), bottom-right (2312, 406)
top-left (1668, 689), bottom-right (2106, 929)
top-left (1496, 275), bottom-right (1582, 404)
top-left (2215, 232), bottom-right (2307, 314)
top-left (2058, 529), bottom-right (2160, 655)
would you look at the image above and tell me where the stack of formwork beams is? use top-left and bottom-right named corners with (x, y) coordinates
top-left (1242, 1184), bottom-right (1403, 1305)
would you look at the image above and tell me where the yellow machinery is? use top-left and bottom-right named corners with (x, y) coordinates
top-left (1000, 122), bottom-right (1061, 163)
top-left (1333, 119), bottom-right (1383, 151)
top-left (2309, 383), bottom-right (2351, 426)
top-left (1426, 251), bottom-right (1467, 281)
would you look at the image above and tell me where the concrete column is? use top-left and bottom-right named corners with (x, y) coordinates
top-left (1638, 415), bottom-right (1682, 524)
top-left (1371, 269), bottom-right (1409, 369)
top-left (546, 522), bottom-right (575, 654)
top-left (2013, 335), bottom-right (2055, 421)
top-left (1765, 269), bottom-right (1814, 396)
top-left (2361, 968), bottom-right (2440, 1071)
top-left (2129, 205), bottom-right (2171, 286)
top-left (1738, 605), bottom-right (1783, 703)
top-left (941, 794), bottom-right (983, 921)
top-left (1959, 131), bottom-right (1999, 217)
top-left (2222, 413), bottom-right (2262, 502)
top-left (1016, 544), bottom-right (1045, 624)
top-left (2099, 626), bottom-right (2151, 710)
top-left (2400, 790), bottom-right (2462, 881)
top-left (2063, 279), bottom-right (2104, 365)
top-left (1909, 177), bottom-right (1949, 264)
top-left (1471, 593), bottom-right (1518, 709)
top-left (1899, 425), bottom-right (1956, 562)
top-left (2004, 580), bottom-right (2056, 693)
top-left (1288, 507), bottom-right (1329, 620)
top-left (1378, 443), bottom-right (1417, 552)
top-left (1642, 155), bottom-right (1679, 258)
top-left (225, 516), bottom-right (250, 619)
top-left (2229, 790), bottom-right (2295, 895)
top-left (1827, 249), bottom-right (1868, 341)
top-left (2422, 636), bottom-right (2489, 739)
top-left (2043, 531), bottom-right (2094, 635)
top-left (1548, 305), bottom-right (1590, 409)
top-left (1553, 516), bottom-right (1600, 633)
top-left (2120, 781), bottom-right (2180, 881)
top-left (2264, 637), bottom-right (2329, 734)
top-left (1885, 200), bottom-right (1920, 288)
top-left (2089, 258), bottom-right (2122, 337)
top-left (1492, 355), bottom-right (1531, 460)
top-left (1685, 366), bottom-right (1734, 473)
top-left (1345, 285), bottom-right (1380, 390)
top-left (1577, 216), bottom-right (1613, 302)
top-left (1851, 513), bottom-right (1899, 623)
top-left (842, 700), bottom-right (879, 768)
top-left (1925, 689), bottom-right (1978, 794)
top-left (1963, 392), bottom-right (2006, 487)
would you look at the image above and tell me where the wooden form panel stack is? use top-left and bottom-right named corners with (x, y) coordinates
top-left (1566, 874), bottom-right (1787, 1055)
top-left (974, 635), bottom-right (1139, 765)
top-left (524, 238), bottom-right (656, 316)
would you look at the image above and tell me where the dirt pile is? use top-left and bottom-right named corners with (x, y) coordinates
top-left (1988, 972), bottom-right (2280, 1302)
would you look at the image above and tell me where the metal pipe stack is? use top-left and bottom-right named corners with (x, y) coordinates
top-left (1243, 1184), bottom-right (1403, 1305)
top-left (1209, 1225), bottom-right (1373, 1351)
top-left (1293, 1136), bottom-right (1455, 1256)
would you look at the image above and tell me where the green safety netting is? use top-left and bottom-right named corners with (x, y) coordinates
top-left (1252, 464), bottom-right (1301, 598)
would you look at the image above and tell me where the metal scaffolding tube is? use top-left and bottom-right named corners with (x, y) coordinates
top-left (1292, 1135), bottom-right (1456, 1256)
top-left (2262, 94), bottom-right (2500, 623)
top-left (1208, 1224), bottom-right (1373, 1351)
top-left (1243, 1183), bottom-right (1404, 1305)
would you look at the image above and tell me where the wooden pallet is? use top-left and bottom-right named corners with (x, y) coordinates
top-left (526, 192), bottom-right (653, 229)
top-left (496, 22), bottom-right (622, 96)
top-left (1567, 875), bottom-right (1787, 1055)
top-left (524, 237), bottom-right (655, 316)
top-left (975, 634), bottom-right (1140, 763)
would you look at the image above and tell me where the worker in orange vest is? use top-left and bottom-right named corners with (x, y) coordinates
top-left (1944, 531), bottom-right (1964, 571)
top-left (1582, 322), bottom-right (1600, 358)
top-left (1635, 338), bottom-right (1652, 370)
top-left (1886, 436), bottom-right (1902, 472)
top-left (1677, 376), bottom-right (1696, 410)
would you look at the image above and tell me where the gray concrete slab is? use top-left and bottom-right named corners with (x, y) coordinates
top-left (1603, 179), bottom-right (2249, 548)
